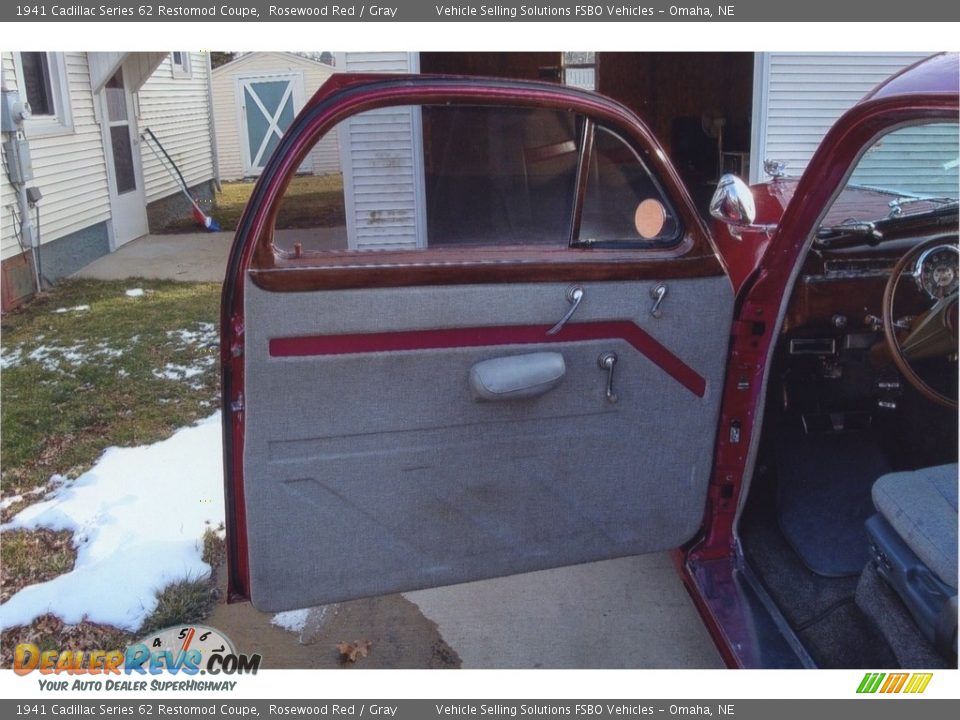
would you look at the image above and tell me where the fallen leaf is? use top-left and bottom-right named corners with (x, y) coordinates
top-left (336, 639), bottom-right (372, 663)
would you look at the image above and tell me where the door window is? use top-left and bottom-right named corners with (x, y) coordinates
top-left (270, 103), bottom-right (681, 258)
top-left (578, 125), bottom-right (680, 247)
top-left (105, 70), bottom-right (136, 195)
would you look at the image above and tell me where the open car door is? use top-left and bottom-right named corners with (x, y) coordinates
top-left (222, 76), bottom-right (735, 611)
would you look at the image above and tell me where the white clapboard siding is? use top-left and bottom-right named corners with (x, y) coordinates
top-left (338, 52), bottom-right (418, 73)
top-left (211, 52), bottom-right (340, 180)
top-left (1, 51), bottom-right (111, 261)
top-left (137, 53), bottom-right (216, 202)
top-left (849, 122), bottom-right (959, 198)
top-left (751, 52), bottom-right (933, 182)
top-left (336, 52), bottom-right (425, 251)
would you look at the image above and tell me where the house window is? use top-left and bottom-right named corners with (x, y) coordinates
top-left (14, 52), bottom-right (72, 135)
top-left (171, 52), bottom-right (192, 79)
top-left (563, 52), bottom-right (596, 92)
top-left (21, 52), bottom-right (54, 115)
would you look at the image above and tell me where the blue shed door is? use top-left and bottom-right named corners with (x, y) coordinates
top-left (239, 73), bottom-right (302, 176)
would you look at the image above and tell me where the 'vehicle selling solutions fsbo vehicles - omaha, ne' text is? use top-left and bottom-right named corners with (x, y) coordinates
top-left (219, 52), bottom-right (959, 669)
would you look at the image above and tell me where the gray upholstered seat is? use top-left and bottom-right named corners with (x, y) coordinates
top-left (872, 464), bottom-right (958, 589)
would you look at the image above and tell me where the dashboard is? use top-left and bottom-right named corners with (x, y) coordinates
top-left (784, 233), bottom-right (958, 336)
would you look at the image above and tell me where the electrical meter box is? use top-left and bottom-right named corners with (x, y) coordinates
top-left (2, 89), bottom-right (26, 132)
top-left (3, 137), bottom-right (34, 183)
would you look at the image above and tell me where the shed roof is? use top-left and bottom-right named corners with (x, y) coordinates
top-left (212, 51), bottom-right (334, 75)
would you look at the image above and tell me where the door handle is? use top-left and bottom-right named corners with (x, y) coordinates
top-left (547, 285), bottom-right (584, 335)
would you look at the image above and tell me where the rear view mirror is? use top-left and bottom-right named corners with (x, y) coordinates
top-left (709, 173), bottom-right (757, 228)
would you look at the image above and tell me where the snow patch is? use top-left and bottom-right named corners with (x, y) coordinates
top-left (271, 609), bottom-right (310, 634)
top-left (153, 363), bottom-right (206, 381)
top-left (1, 345), bottom-right (23, 369)
top-left (24, 343), bottom-right (126, 373)
top-left (150, 324), bottom-right (218, 385)
top-left (1, 495), bottom-right (23, 511)
top-left (53, 305), bottom-right (91, 314)
top-left (0, 413), bottom-right (224, 632)
top-left (125, 289), bottom-right (145, 298)
top-left (166, 323), bottom-right (218, 350)
top-left (0, 485), bottom-right (49, 512)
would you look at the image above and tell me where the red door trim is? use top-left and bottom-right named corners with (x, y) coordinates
top-left (269, 320), bottom-right (707, 398)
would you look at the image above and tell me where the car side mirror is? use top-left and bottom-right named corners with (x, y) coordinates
top-left (709, 174), bottom-right (757, 228)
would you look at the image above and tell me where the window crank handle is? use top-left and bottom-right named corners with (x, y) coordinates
top-left (598, 351), bottom-right (618, 403)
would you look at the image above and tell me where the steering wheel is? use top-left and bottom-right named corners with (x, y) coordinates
top-left (882, 236), bottom-right (959, 408)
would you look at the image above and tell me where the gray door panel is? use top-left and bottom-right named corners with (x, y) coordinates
top-left (243, 277), bottom-right (732, 611)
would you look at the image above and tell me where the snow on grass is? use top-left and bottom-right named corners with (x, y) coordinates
top-left (0, 485), bottom-right (49, 511)
top-left (153, 363), bottom-right (206, 381)
top-left (21, 343), bottom-right (127, 373)
top-left (53, 305), bottom-right (91, 314)
top-left (0, 413), bottom-right (224, 632)
top-left (1, 345), bottom-right (23, 369)
top-left (125, 288), bottom-right (145, 298)
top-left (151, 324), bottom-right (218, 386)
top-left (271, 608), bottom-right (311, 634)
top-left (167, 323), bottom-right (218, 350)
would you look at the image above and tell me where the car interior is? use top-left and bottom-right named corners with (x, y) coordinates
top-left (737, 143), bottom-right (959, 667)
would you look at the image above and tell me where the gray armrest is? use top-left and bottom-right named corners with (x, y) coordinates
top-left (469, 352), bottom-right (566, 401)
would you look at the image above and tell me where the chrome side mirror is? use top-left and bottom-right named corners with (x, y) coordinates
top-left (709, 174), bottom-right (757, 228)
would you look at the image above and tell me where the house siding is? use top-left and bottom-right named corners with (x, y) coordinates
top-left (336, 52), bottom-right (425, 251)
top-left (138, 52), bottom-right (216, 203)
top-left (849, 122), bottom-right (959, 199)
top-left (751, 52), bottom-right (934, 183)
top-left (1, 51), bottom-right (111, 262)
top-left (212, 52), bottom-right (339, 181)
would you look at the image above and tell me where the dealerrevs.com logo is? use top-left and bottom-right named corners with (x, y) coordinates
top-left (857, 672), bottom-right (933, 694)
top-left (14, 624), bottom-right (261, 691)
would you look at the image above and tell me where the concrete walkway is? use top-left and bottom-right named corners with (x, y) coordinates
top-left (73, 228), bottom-right (344, 283)
top-left (74, 232), bottom-right (234, 282)
top-left (403, 554), bottom-right (723, 668)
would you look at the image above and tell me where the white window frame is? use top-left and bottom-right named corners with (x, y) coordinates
top-left (171, 51), bottom-right (192, 79)
top-left (12, 51), bottom-right (73, 137)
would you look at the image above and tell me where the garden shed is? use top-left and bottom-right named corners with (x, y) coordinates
top-left (211, 52), bottom-right (340, 180)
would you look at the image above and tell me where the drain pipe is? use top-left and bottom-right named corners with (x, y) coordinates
top-left (204, 52), bottom-right (221, 193)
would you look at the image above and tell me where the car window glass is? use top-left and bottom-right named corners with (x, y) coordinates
top-left (578, 125), bottom-right (681, 247)
top-left (822, 121), bottom-right (959, 227)
top-left (849, 122), bottom-right (959, 200)
top-left (271, 104), bottom-right (582, 256)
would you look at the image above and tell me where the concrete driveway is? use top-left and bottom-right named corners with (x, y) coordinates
top-left (73, 232), bottom-right (724, 669)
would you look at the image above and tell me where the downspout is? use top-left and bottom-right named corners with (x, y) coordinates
top-left (205, 52), bottom-right (221, 192)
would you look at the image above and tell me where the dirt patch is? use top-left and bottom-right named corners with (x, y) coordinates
top-left (207, 569), bottom-right (460, 669)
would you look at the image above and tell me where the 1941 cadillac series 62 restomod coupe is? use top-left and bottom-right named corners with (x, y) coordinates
top-left (220, 53), bottom-right (959, 668)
